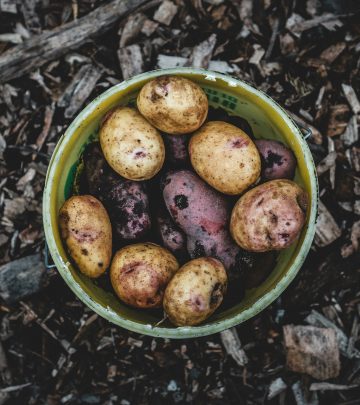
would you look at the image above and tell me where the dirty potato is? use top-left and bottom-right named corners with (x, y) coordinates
top-left (230, 180), bottom-right (308, 252)
top-left (163, 257), bottom-right (227, 326)
top-left (110, 243), bottom-right (179, 308)
top-left (255, 139), bottom-right (297, 180)
top-left (137, 75), bottom-right (208, 135)
top-left (59, 195), bottom-right (112, 278)
top-left (100, 107), bottom-right (165, 181)
top-left (189, 121), bottom-right (261, 195)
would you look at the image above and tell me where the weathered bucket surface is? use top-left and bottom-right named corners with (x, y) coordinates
top-left (43, 68), bottom-right (318, 338)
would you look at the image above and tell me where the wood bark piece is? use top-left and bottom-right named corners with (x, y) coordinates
top-left (305, 310), bottom-right (350, 357)
top-left (153, 0), bottom-right (178, 26)
top-left (118, 44), bottom-right (144, 80)
top-left (310, 382), bottom-right (359, 391)
top-left (342, 84), bottom-right (360, 115)
top-left (63, 64), bottom-right (102, 118)
top-left (268, 378), bottom-right (287, 400)
top-left (283, 325), bottom-right (340, 380)
top-left (0, 0), bottom-right (146, 83)
top-left (0, 253), bottom-right (48, 304)
top-left (314, 200), bottom-right (341, 247)
top-left (187, 34), bottom-right (217, 69)
top-left (341, 116), bottom-right (359, 147)
top-left (0, 0), bottom-right (16, 14)
top-left (292, 381), bottom-right (319, 405)
top-left (220, 328), bottom-right (248, 366)
top-left (119, 13), bottom-right (147, 47)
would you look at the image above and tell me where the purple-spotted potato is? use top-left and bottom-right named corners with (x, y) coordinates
top-left (100, 107), bottom-right (165, 181)
top-left (163, 257), bottom-right (227, 326)
top-left (137, 76), bottom-right (208, 135)
top-left (230, 180), bottom-right (308, 252)
top-left (59, 195), bottom-right (112, 278)
top-left (255, 139), bottom-right (296, 180)
top-left (162, 170), bottom-right (242, 273)
top-left (189, 121), bottom-right (261, 195)
top-left (110, 243), bottom-right (179, 309)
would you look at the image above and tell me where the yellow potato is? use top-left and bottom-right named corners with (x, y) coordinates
top-left (59, 195), bottom-right (112, 278)
top-left (100, 107), bottom-right (165, 181)
top-left (110, 243), bottom-right (179, 308)
top-left (189, 121), bottom-right (261, 195)
top-left (230, 179), bottom-right (308, 252)
top-left (137, 75), bottom-right (208, 135)
top-left (163, 257), bottom-right (227, 326)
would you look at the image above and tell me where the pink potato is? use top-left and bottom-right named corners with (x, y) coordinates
top-left (255, 139), bottom-right (297, 180)
top-left (162, 170), bottom-right (242, 272)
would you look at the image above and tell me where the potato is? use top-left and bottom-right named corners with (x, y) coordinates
top-left (59, 195), bottom-right (112, 278)
top-left (163, 257), bottom-right (227, 326)
top-left (189, 121), bottom-right (261, 195)
top-left (100, 107), bottom-right (165, 181)
top-left (230, 180), bottom-right (308, 252)
top-left (110, 243), bottom-right (179, 308)
top-left (156, 206), bottom-right (187, 261)
top-left (255, 140), bottom-right (296, 180)
top-left (83, 143), bottom-right (151, 240)
top-left (162, 170), bottom-right (242, 274)
top-left (137, 75), bottom-right (208, 135)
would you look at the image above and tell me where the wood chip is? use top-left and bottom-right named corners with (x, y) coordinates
top-left (268, 377), bottom-right (287, 400)
top-left (119, 13), bottom-right (146, 47)
top-left (327, 104), bottom-right (350, 137)
top-left (153, 0), bottom-right (178, 26)
top-left (287, 12), bottom-right (342, 35)
top-left (0, 0), bottom-right (145, 83)
top-left (341, 220), bottom-right (360, 259)
top-left (314, 200), bottom-right (341, 247)
top-left (63, 64), bottom-right (102, 118)
top-left (0, 0), bottom-right (17, 14)
top-left (187, 34), bottom-right (217, 69)
top-left (141, 19), bottom-right (159, 37)
top-left (347, 146), bottom-right (360, 172)
top-left (284, 325), bottom-right (340, 380)
top-left (21, 0), bottom-right (41, 34)
top-left (310, 382), bottom-right (359, 391)
top-left (305, 310), bottom-right (349, 356)
top-left (341, 116), bottom-right (359, 146)
top-left (3, 197), bottom-right (26, 221)
top-left (0, 253), bottom-right (48, 304)
top-left (342, 84), bottom-right (360, 115)
top-left (36, 103), bottom-right (55, 150)
top-left (0, 33), bottom-right (23, 44)
top-left (118, 44), bottom-right (144, 80)
top-left (316, 151), bottom-right (337, 176)
top-left (292, 381), bottom-right (319, 405)
top-left (220, 328), bottom-right (248, 367)
top-left (320, 42), bottom-right (346, 64)
top-left (16, 168), bottom-right (36, 191)
top-left (249, 44), bottom-right (265, 65)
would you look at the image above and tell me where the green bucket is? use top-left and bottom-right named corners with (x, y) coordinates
top-left (43, 68), bottom-right (318, 338)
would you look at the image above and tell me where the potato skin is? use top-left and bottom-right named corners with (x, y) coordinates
top-left (163, 257), bottom-right (227, 326)
top-left (100, 107), bottom-right (165, 181)
top-left (59, 195), bottom-right (112, 278)
top-left (110, 243), bottom-right (179, 308)
top-left (137, 76), bottom-right (208, 135)
top-left (156, 206), bottom-right (187, 260)
top-left (255, 140), bottom-right (296, 180)
top-left (189, 121), bottom-right (261, 195)
top-left (162, 170), bottom-right (242, 273)
top-left (230, 180), bottom-right (308, 252)
top-left (83, 143), bottom-right (151, 240)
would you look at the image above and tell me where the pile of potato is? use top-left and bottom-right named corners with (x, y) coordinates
top-left (59, 75), bottom-right (308, 326)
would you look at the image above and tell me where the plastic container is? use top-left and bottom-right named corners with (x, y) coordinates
top-left (43, 68), bottom-right (318, 338)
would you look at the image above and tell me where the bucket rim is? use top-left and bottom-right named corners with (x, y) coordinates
top-left (43, 67), bottom-right (318, 338)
